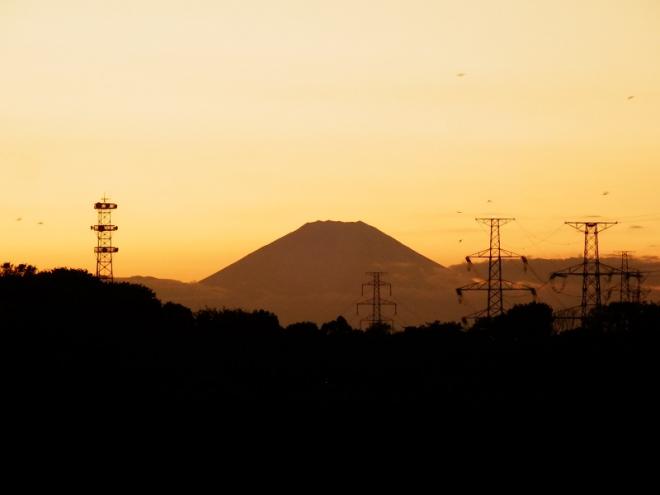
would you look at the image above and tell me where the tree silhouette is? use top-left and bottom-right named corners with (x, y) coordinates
top-left (1, 262), bottom-right (37, 277)
top-left (3, 266), bottom-right (658, 408)
top-left (320, 316), bottom-right (353, 336)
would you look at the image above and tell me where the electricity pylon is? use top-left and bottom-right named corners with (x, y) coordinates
top-left (456, 218), bottom-right (536, 321)
top-left (357, 272), bottom-right (397, 330)
top-left (608, 251), bottom-right (645, 304)
top-left (551, 221), bottom-right (617, 323)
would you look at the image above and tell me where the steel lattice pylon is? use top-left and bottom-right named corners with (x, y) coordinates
top-left (619, 251), bottom-right (633, 302)
top-left (91, 196), bottom-right (119, 281)
top-left (356, 272), bottom-right (397, 330)
top-left (551, 221), bottom-right (617, 324)
top-left (608, 251), bottom-right (645, 304)
top-left (456, 218), bottom-right (536, 321)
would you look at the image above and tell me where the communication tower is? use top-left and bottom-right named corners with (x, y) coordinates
top-left (91, 196), bottom-right (118, 281)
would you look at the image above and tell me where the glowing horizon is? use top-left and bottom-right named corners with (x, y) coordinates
top-left (2, 0), bottom-right (659, 281)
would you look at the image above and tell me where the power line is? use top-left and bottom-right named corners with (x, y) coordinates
top-left (513, 220), bottom-right (571, 247)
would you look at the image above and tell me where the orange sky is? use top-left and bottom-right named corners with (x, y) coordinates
top-left (2, 0), bottom-right (659, 281)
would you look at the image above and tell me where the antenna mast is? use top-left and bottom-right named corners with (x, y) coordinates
top-left (91, 196), bottom-right (119, 281)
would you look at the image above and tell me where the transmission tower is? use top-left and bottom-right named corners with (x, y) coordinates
top-left (608, 251), bottom-right (645, 304)
top-left (550, 221), bottom-right (617, 323)
top-left (91, 196), bottom-right (119, 281)
top-left (456, 218), bottom-right (536, 321)
top-left (356, 272), bottom-right (397, 330)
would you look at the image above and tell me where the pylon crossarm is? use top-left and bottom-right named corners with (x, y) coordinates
top-left (466, 249), bottom-right (492, 260)
top-left (456, 281), bottom-right (489, 292)
top-left (467, 248), bottom-right (525, 261)
top-left (565, 221), bottom-right (618, 232)
top-left (599, 262), bottom-right (621, 274)
top-left (551, 262), bottom-right (586, 277)
top-left (554, 270), bottom-right (620, 278)
top-left (498, 280), bottom-right (536, 292)
top-left (476, 217), bottom-right (514, 225)
top-left (377, 298), bottom-right (397, 306)
top-left (498, 249), bottom-right (525, 259)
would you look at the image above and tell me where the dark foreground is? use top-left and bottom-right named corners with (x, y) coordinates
top-left (3, 265), bottom-right (659, 410)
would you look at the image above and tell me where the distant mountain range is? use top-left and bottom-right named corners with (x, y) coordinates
top-left (122, 220), bottom-right (659, 326)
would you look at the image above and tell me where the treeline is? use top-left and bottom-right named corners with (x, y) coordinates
top-left (2, 264), bottom-right (659, 406)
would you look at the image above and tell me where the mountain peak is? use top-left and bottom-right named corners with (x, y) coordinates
top-left (292, 219), bottom-right (394, 240)
top-left (298, 220), bottom-right (369, 230)
top-left (168, 220), bottom-right (465, 324)
top-left (201, 221), bottom-right (444, 285)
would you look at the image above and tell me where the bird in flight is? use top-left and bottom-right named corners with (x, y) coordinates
top-left (459, 239), bottom-right (463, 243)
top-left (627, 96), bottom-right (635, 100)
top-left (456, 72), bottom-right (465, 77)
top-left (487, 199), bottom-right (492, 203)
top-left (602, 191), bottom-right (610, 196)
top-left (37, 221), bottom-right (44, 225)
top-left (456, 211), bottom-right (463, 214)
top-left (16, 217), bottom-right (22, 222)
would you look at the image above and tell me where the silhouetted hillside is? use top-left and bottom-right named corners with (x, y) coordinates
top-left (121, 275), bottom-right (229, 310)
top-left (5, 264), bottom-right (660, 410)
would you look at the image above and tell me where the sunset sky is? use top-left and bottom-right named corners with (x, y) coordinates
top-left (2, 0), bottom-right (659, 281)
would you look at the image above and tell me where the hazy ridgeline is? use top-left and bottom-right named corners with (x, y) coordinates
top-left (3, 264), bottom-right (659, 407)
